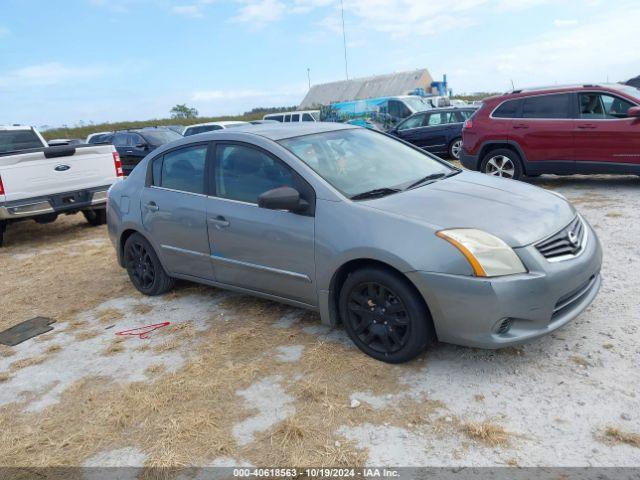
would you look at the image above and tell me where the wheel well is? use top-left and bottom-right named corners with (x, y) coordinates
top-left (118, 229), bottom-right (139, 266)
top-left (328, 258), bottom-right (431, 326)
top-left (479, 143), bottom-right (524, 170)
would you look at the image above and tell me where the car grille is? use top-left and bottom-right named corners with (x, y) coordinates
top-left (552, 275), bottom-right (597, 319)
top-left (536, 216), bottom-right (585, 261)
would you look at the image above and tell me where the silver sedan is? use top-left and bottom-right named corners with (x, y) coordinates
top-left (107, 123), bottom-right (602, 363)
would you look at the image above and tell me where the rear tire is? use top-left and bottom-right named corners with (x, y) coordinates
top-left (339, 267), bottom-right (434, 363)
top-left (0, 221), bottom-right (6, 248)
top-left (83, 209), bottom-right (107, 226)
top-left (448, 137), bottom-right (463, 160)
top-left (123, 233), bottom-right (174, 295)
top-left (480, 148), bottom-right (524, 180)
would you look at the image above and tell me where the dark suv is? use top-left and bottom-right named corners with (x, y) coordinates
top-left (461, 84), bottom-right (640, 180)
top-left (103, 127), bottom-right (182, 175)
top-left (388, 107), bottom-right (476, 159)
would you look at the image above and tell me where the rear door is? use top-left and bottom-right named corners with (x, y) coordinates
top-left (511, 93), bottom-right (575, 171)
top-left (140, 143), bottom-right (212, 279)
top-left (419, 111), bottom-right (457, 154)
top-left (574, 91), bottom-right (640, 166)
top-left (204, 142), bottom-right (316, 305)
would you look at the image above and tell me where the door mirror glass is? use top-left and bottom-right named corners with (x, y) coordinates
top-left (258, 186), bottom-right (307, 213)
top-left (136, 142), bottom-right (147, 148)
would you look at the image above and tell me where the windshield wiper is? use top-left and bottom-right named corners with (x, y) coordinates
top-left (405, 172), bottom-right (448, 190)
top-left (350, 187), bottom-right (402, 200)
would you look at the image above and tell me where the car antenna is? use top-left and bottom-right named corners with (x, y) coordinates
top-left (510, 79), bottom-right (515, 91)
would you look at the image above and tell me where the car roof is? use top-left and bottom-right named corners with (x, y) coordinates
top-left (185, 121), bottom-right (249, 128)
top-left (185, 122), bottom-right (357, 142)
top-left (491, 83), bottom-right (635, 101)
top-left (0, 125), bottom-right (34, 131)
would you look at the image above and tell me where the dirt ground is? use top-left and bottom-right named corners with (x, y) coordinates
top-left (1, 173), bottom-right (639, 474)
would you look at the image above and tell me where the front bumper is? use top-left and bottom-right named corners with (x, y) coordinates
top-left (407, 221), bottom-right (603, 348)
top-left (0, 187), bottom-right (110, 220)
top-left (460, 151), bottom-right (481, 171)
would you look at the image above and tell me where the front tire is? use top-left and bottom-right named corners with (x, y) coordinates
top-left (339, 267), bottom-right (434, 363)
top-left (83, 209), bottom-right (107, 226)
top-left (448, 137), bottom-right (463, 160)
top-left (123, 233), bottom-right (174, 295)
top-left (480, 148), bottom-right (523, 180)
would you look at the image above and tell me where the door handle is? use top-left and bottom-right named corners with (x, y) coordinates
top-left (512, 123), bottom-right (529, 129)
top-left (208, 215), bottom-right (230, 228)
top-left (145, 201), bottom-right (159, 212)
top-left (577, 124), bottom-right (596, 129)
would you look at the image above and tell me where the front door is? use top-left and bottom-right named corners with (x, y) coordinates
top-left (574, 91), bottom-right (640, 166)
top-left (205, 142), bottom-right (317, 305)
top-left (420, 111), bottom-right (458, 154)
top-left (394, 113), bottom-right (427, 147)
top-left (140, 143), bottom-right (212, 279)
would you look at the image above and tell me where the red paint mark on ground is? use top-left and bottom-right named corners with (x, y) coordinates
top-left (115, 322), bottom-right (170, 339)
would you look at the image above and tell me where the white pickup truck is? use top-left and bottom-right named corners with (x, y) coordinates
top-left (0, 125), bottom-right (124, 246)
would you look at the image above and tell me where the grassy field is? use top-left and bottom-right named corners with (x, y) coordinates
top-left (42, 107), bottom-right (297, 141)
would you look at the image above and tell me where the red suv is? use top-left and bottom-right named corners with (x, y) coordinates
top-left (461, 84), bottom-right (640, 180)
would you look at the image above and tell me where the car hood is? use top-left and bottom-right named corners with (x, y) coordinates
top-left (360, 171), bottom-right (575, 247)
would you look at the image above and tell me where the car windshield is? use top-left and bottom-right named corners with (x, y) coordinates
top-left (402, 97), bottom-right (430, 112)
top-left (278, 128), bottom-right (454, 198)
top-left (140, 129), bottom-right (182, 145)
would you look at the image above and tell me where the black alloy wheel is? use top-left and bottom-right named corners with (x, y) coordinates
top-left (123, 233), bottom-right (174, 295)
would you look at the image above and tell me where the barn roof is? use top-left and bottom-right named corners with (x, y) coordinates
top-left (299, 69), bottom-right (433, 109)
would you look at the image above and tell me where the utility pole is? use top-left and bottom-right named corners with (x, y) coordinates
top-left (340, 0), bottom-right (349, 80)
top-left (307, 68), bottom-right (311, 90)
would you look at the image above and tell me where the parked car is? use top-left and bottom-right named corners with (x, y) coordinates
top-left (263, 110), bottom-right (319, 122)
top-left (47, 138), bottom-right (85, 146)
top-left (86, 131), bottom-right (113, 144)
top-left (0, 125), bottom-right (123, 246)
top-left (182, 121), bottom-right (249, 137)
top-left (107, 123), bottom-right (602, 363)
top-left (249, 120), bottom-right (279, 125)
top-left (388, 107), bottom-right (476, 159)
top-left (103, 127), bottom-right (183, 175)
top-left (461, 84), bottom-right (640, 179)
top-left (165, 125), bottom-right (185, 135)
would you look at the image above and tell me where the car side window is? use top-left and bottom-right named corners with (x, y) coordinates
top-left (154, 144), bottom-right (207, 194)
top-left (426, 113), bottom-right (447, 126)
top-left (112, 132), bottom-right (128, 147)
top-left (493, 99), bottom-right (521, 118)
top-left (291, 114), bottom-right (300, 122)
top-left (580, 93), bottom-right (634, 119)
top-left (302, 113), bottom-right (314, 121)
top-left (397, 113), bottom-right (426, 131)
top-left (130, 133), bottom-right (144, 147)
top-left (522, 94), bottom-right (571, 119)
top-left (214, 144), bottom-right (295, 204)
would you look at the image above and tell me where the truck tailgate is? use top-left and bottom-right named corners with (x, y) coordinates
top-left (0, 145), bottom-right (118, 202)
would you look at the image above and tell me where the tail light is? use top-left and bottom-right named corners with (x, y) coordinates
top-left (0, 174), bottom-right (4, 195)
top-left (113, 151), bottom-right (124, 177)
top-left (463, 118), bottom-right (473, 129)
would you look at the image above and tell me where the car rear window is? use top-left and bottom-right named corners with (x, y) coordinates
top-left (522, 93), bottom-right (571, 119)
top-left (492, 99), bottom-right (521, 118)
top-left (0, 130), bottom-right (44, 154)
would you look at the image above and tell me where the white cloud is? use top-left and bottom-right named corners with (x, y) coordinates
top-left (554, 18), bottom-right (579, 27)
top-left (0, 62), bottom-right (107, 88)
top-left (171, 5), bottom-right (204, 17)
top-left (232, 0), bottom-right (287, 26)
top-left (445, 3), bottom-right (640, 92)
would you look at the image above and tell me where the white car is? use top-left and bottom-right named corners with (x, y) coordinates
top-left (0, 125), bottom-right (123, 246)
top-left (182, 121), bottom-right (249, 137)
top-left (263, 110), bottom-right (319, 122)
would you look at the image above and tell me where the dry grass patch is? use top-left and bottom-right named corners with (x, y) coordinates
top-left (461, 421), bottom-right (514, 447)
top-left (602, 343), bottom-right (614, 350)
top-left (74, 330), bottom-right (102, 342)
top-left (570, 355), bottom-right (591, 367)
top-left (10, 355), bottom-right (48, 370)
top-left (45, 344), bottom-right (63, 354)
top-left (132, 304), bottom-right (153, 316)
top-left (103, 337), bottom-right (126, 356)
top-left (605, 212), bottom-right (624, 218)
top-left (602, 426), bottom-right (640, 448)
top-left (0, 344), bottom-right (15, 357)
top-left (0, 372), bottom-right (10, 383)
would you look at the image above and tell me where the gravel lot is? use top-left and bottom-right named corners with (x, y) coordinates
top-left (0, 173), bottom-right (639, 472)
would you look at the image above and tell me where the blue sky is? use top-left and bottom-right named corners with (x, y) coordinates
top-left (1, 0), bottom-right (639, 127)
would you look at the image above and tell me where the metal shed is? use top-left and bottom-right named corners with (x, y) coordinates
top-left (299, 69), bottom-right (434, 109)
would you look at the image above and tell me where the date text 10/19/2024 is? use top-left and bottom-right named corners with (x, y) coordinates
top-left (233, 468), bottom-right (400, 478)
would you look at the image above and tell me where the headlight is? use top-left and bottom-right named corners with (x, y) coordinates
top-left (436, 229), bottom-right (526, 277)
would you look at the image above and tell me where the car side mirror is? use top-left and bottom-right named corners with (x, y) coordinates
top-left (258, 186), bottom-right (308, 213)
top-left (627, 106), bottom-right (640, 118)
top-left (135, 142), bottom-right (147, 149)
